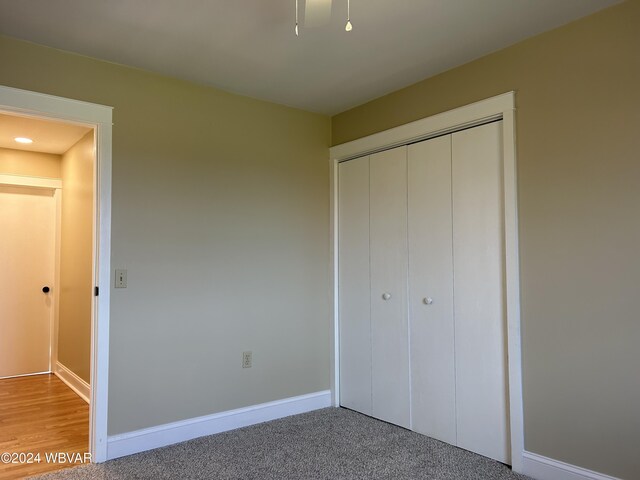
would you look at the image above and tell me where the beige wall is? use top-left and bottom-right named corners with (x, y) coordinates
top-left (3, 3), bottom-right (636, 476)
top-left (333, 2), bottom-right (640, 478)
top-left (0, 147), bottom-right (61, 178)
top-left (57, 131), bottom-right (94, 383)
top-left (0, 35), bottom-right (331, 435)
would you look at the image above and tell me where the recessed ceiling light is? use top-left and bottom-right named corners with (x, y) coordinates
top-left (15, 137), bottom-right (33, 144)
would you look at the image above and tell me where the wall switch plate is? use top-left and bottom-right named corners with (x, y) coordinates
top-left (115, 269), bottom-right (127, 288)
top-left (242, 351), bottom-right (252, 369)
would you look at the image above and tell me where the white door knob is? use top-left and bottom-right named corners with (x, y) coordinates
top-left (382, 292), bottom-right (392, 300)
top-left (423, 297), bottom-right (433, 305)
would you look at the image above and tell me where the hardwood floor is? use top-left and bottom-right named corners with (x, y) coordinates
top-left (0, 374), bottom-right (89, 479)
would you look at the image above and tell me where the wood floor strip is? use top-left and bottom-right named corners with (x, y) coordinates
top-left (0, 374), bottom-right (88, 480)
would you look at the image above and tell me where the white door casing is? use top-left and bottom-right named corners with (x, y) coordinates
top-left (0, 85), bottom-right (113, 463)
top-left (330, 92), bottom-right (523, 473)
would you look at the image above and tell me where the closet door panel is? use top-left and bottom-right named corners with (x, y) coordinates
top-left (452, 122), bottom-right (510, 464)
top-left (370, 147), bottom-right (410, 428)
top-left (338, 156), bottom-right (372, 415)
top-left (408, 136), bottom-right (456, 444)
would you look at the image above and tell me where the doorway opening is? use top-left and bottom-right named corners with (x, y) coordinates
top-left (0, 85), bottom-right (113, 472)
top-left (0, 112), bottom-right (93, 478)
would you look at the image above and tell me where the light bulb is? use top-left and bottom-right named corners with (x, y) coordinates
top-left (345, 0), bottom-right (352, 32)
top-left (295, 23), bottom-right (299, 36)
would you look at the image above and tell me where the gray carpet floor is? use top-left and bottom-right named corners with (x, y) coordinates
top-left (35, 408), bottom-right (530, 480)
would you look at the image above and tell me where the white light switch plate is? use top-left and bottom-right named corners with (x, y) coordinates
top-left (115, 269), bottom-right (127, 288)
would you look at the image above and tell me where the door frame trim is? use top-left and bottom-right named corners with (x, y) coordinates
top-left (0, 174), bottom-right (62, 190)
top-left (328, 92), bottom-right (524, 473)
top-left (0, 85), bottom-right (113, 463)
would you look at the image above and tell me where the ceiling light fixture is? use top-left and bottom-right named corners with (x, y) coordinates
top-left (14, 137), bottom-right (33, 144)
top-left (295, 0), bottom-right (353, 36)
top-left (345, 0), bottom-right (353, 31)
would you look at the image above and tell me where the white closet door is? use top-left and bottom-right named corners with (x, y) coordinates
top-left (369, 146), bottom-right (410, 428)
top-left (452, 121), bottom-right (510, 464)
top-left (408, 136), bottom-right (456, 444)
top-left (338, 156), bottom-right (372, 415)
top-left (0, 185), bottom-right (55, 378)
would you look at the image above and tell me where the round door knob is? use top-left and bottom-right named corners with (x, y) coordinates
top-left (42, 286), bottom-right (50, 293)
top-left (382, 292), bottom-right (392, 301)
top-left (423, 297), bottom-right (433, 305)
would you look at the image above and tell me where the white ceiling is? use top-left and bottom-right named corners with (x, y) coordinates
top-left (0, 113), bottom-right (92, 154)
top-left (0, 0), bottom-right (620, 115)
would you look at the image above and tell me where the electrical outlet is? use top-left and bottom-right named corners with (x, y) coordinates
top-left (115, 269), bottom-right (127, 288)
top-left (242, 351), bottom-right (252, 369)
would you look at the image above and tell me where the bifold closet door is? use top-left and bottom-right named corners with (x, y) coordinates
top-left (338, 122), bottom-right (509, 462)
top-left (452, 121), bottom-right (510, 464)
top-left (338, 156), bottom-right (372, 415)
top-left (408, 136), bottom-right (456, 445)
top-left (369, 147), bottom-right (410, 428)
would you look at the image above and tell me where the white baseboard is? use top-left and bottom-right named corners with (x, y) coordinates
top-left (106, 389), bottom-right (332, 461)
top-left (522, 451), bottom-right (621, 480)
top-left (54, 361), bottom-right (90, 404)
